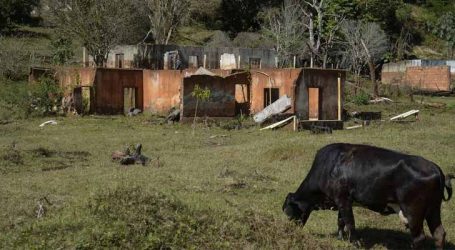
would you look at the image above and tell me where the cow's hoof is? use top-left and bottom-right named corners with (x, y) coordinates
top-left (337, 230), bottom-right (345, 240)
top-left (352, 240), bottom-right (362, 248)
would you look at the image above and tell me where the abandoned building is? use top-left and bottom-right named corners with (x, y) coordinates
top-left (381, 60), bottom-right (454, 93)
top-left (82, 44), bottom-right (279, 70)
top-left (30, 65), bottom-right (346, 129)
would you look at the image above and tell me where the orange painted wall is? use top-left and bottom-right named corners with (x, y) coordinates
top-left (143, 70), bottom-right (183, 114)
top-left (143, 69), bottom-right (233, 114)
top-left (249, 68), bottom-right (302, 114)
top-left (55, 67), bottom-right (96, 91)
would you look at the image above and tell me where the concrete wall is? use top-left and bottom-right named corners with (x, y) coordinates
top-left (382, 60), bottom-right (455, 86)
top-left (404, 66), bottom-right (451, 92)
top-left (249, 68), bottom-right (301, 114)
top-left (295, 68), bottom-right (346, 121)
top-left (93, 68), bottom-right (144, 114)
top-left (143, 70), bottom-right (182, 114)
top-left (181, 75), bottom-right (237, 117)
top-left (85, 45), bottom-right (137, 69)
top-left (85, 44), bottom-right (278, 70)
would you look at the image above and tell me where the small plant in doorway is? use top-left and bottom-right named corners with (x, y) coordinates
top-left (191, 84), bottom-right (211, 135)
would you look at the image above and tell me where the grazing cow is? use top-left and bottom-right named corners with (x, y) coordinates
top-left (283, 143), bottom-right (453, 249)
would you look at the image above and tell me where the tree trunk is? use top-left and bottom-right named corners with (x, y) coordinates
top-left (368, 59), bottom-right (378, 97)
top-left (165, 27), bottom-right (174, 45)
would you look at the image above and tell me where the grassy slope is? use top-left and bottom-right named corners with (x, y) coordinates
top-left (1, 100), bottom-right (454, 249)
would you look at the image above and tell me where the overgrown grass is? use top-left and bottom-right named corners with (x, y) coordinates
top-left (1, 99), bottom-right (455, 249)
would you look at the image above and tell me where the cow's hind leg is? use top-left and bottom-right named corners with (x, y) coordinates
top-left (403, 205), bottom-right (426, 250)
top-left (426, 206), bottom-right (446, 250)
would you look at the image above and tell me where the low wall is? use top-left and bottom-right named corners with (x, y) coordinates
top-left (404, 66), bottom-right (451, 92)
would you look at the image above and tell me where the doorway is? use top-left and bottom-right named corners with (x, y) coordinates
top-left (123, 87), bottom-right (137, 114)
top-left (308, 87), bottom-right (320, 120)
top-left (74, 86), bottom-right (93, 114)
top-left (264, 88), bottom-right (279, 108)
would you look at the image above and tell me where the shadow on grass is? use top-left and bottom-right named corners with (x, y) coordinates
top-left (356, 227), bottom-right (455, 249)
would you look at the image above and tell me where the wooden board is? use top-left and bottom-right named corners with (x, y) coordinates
top-left (308, 87), bottom-right (319, 120)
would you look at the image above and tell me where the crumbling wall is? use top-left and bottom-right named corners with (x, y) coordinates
top-left (133, 44), bottom-right (277, 70)
top-left (404, 66), bottom-right (451, 92)
top-left (143, 70), bottom-right (182, 114)
top-left (181, 74), bottom-right (247, 118)
top-left (250, 68), bottom-right (301, 114)
top-left (295, 68), bottom-right (346, 121)
top-left (93, 68), bottom-right (144, 114)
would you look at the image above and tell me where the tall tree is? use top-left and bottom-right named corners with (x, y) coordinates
top-left (139, 0), bottom-right (190, 45)
top-left (339, 20), bottom-right (389, 96)
top-left (261, 0), bottom-right (307, 67)
top-left (50, 0), bottom-right (136, 67)
top-left (433, 11), bottom-right (455, 58)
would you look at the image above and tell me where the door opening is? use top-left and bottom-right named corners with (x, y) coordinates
top-left (308, 87), bottom-right (320, 120)
top-left (123, 87), bottom-right (137, 114)
top-left (74, 86), bottom-right (93, 114)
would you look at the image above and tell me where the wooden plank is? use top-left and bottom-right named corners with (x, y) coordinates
top-left (390, 110), bottom-right (419, 121)
top-left (260, 116), bottom-right (296, 131)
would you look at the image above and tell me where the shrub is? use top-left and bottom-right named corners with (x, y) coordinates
top-left (29, 77), bottom-right (63, 115)
top-left (352, 91), bottom-right (370, 105)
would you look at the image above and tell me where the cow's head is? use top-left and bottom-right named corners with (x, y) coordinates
top-left (282, 192), bottom-right (312, 225)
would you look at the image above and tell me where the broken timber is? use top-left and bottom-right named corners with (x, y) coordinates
top-left (253, 95), bottom-right (292, 123)
top-left (260, 116), bottom-right (297, 131)
top-left (390, 110), bottom-right (420, 121)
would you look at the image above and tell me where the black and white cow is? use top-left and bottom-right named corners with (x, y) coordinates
top-left (283, 143), bottom-right (453, 249)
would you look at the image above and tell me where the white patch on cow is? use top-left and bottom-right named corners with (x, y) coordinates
top-left (387, 203), bottom-right (408, 225)
top-left (399, 210), bottom-right (409, 225)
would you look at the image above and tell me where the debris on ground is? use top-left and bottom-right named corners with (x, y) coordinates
top-left (390, 110), bottom-right (420, 122)
top-left (39, 120), bottom-right (57, 127)
top-left (260, 116), bottom-right (296, 131)
top-left (369, 97), bottom-right (393, 104)
top-left (420, 101), bottom-right (446, 109)
top-left (165, 107), bottom-right (180, 123)
top-left (350, 111), bottom-right (382, 121)
top-left (127, 108), bottom-right (142, 116)
top-left (346, 124), bottom-right (364, 130)
top-left (209, 135), bottom-right (228, 139)
top-left (112, 144), bottom-right (149, 166)
top-left (310, 125), bottom-right (332, 134)
top-left (253, 95), bottom-right (291, 123)
top-left (36, 196), bottom-right (52, 219)
top-left (112, 147), bottom-right (130, 161)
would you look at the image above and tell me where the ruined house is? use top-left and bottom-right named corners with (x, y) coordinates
top-left (83, 44), bottom-right (279, 70)
top-left (381, 60), bottom-right (454, 93)
top-left (30, 66), bottom-right (345, 129)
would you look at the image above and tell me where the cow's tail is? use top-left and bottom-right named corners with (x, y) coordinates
top-left (443, 174), bottom-right (454, 202)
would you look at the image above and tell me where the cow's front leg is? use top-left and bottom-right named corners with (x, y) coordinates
top-left (337, 210), bottom-right (346, 240)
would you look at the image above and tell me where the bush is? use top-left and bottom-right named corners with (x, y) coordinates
top-left (29, 77), bottom-right (63, 115)
top-left (352, 91), bottom-right (370, 105)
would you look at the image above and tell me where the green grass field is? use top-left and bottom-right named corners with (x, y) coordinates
top-left (1, 100), bottom-right (455, 249)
